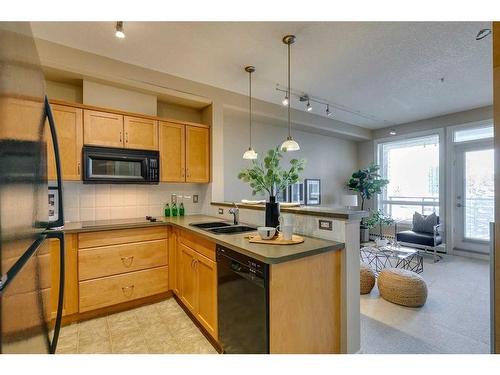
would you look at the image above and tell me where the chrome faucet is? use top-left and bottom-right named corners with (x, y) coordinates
top-left (229, 202), bottom-right (239, 225)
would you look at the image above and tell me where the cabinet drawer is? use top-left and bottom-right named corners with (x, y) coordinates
top-left (179, 230), bottom-right (216, 261)
top-left (78, 239), bottom-right (168, 281)
top-left (79, 266), bottom-right (168, 312)
top-left (78, 226), bottom-right (168, 248)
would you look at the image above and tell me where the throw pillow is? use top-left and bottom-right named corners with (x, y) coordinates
top-left (412, 212), bottom-right (438, 234)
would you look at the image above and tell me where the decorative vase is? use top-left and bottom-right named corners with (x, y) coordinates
top-left (360, 227), bottom-right (370, 243)
top-left (265, 196), bottom-right (280, 229)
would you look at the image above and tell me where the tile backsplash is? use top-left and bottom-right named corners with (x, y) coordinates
top-left (59, 182), bottom-right (208, 223)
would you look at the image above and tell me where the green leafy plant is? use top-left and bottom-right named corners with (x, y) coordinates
top-left (364, 209), bottom-right (394, 239)
top-left (346, 164), bottom-right (389, 210)
top-left (238, 147), bottom-right (305, 199)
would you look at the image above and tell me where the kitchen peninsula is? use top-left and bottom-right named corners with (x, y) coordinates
top-left (58, 214), bottom-right (351, 353)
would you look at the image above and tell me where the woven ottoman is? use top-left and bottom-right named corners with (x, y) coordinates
top-left (360, 263), bottom-right (376, 294)
top-left (378, 268), bottom-right (427, 307)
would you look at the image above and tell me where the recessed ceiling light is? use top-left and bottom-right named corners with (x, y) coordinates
top-left (115, 21), bottom-right (125, 39)
top-left (476, 28), bottom-right (491, 41)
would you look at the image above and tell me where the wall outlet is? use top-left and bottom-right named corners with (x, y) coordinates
top-left (193, 195), bottom-right (199, 203)
top-left (218, 208), bottom-right (224, 215)
top-left (318, 219), bottom-right (333, 231)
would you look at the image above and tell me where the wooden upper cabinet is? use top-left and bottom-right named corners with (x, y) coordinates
top-left (124, 116), bottom-right (158, 151)
top-left (83, 109), bottom-right (124, 148)
top-left (159, 121), bottom-right (185, 182)
top-left (47, 104), bottom-right (83, 181)
top-left (186, 126), bottom-right (210, 183)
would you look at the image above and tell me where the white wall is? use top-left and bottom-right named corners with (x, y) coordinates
top-left (59, 182), bottom-right (207, 223)
top-left (83, 80), bottom-right (158, 116)
top-left (223, 110), bottom-right (359, 206)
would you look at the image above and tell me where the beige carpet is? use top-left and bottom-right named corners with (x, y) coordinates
top-left (360, 254), bottom-right (490, 353)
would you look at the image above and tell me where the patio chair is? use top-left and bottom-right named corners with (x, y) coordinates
top-left (395, 213), bottom-right (442, 262)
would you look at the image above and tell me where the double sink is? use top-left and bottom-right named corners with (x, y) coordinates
top-left (190, 221), bottom-right (257, 235)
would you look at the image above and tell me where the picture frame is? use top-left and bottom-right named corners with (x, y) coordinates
top-left (288, 182), bottom-right (305, 204)
top-left (304, 179), bottom-right (321, 205)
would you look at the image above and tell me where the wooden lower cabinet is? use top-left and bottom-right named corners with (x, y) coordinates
top-left (195, 252), bottom-right (218, 338)
top-left (177, 230), bottom-right (218, 340)
top-left (180, 243), bottom-right (197, 312)
top-left (79, 266), bottom-right (169, 312)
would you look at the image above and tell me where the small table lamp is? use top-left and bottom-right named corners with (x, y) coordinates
top-left (341, 194), bottom-right (358, 209)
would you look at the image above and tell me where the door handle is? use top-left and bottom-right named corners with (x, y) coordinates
top-left (45, 97), bottom-right (64, 228)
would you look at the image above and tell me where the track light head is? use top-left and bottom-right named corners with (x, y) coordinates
top-left (326, 104), bottom-right (333, 117)
top-left (282, 93), bottom-right (289, 106)
top-left (306, 100), bottom-right (312, 112)
top-left (389, 129), bottom-right (397, 136)
top-left (115, 21), bottom-right (125, 39)
top-left (476, 28), bottom-right (491, 40)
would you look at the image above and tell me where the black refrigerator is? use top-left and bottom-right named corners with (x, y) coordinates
top-left (0, 22), bottom-right (65, 354)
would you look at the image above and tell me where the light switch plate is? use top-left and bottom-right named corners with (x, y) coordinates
top-left (218, 208), bottom-right (224, 215)
top-left (319, 219), bottom-right (333, 231)
top-left (193, 195), bottom-right (199, 203)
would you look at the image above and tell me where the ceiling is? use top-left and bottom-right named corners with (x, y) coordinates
top-left (31, 22), bottom-right (492, 129)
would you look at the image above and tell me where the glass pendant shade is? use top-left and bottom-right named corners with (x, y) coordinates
top-left (280, 136), bottom-right (300, 152)
top-left (243, 147), bottom-right (258, 160)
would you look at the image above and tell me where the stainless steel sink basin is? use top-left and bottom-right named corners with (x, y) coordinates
top-left (208, 225), bottom-right (257, 234)
top-left (190, 221), bottom-right (232, 229)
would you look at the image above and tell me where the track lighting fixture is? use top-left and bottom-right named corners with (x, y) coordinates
top-left (115, 21), bottom-right (125, 39)
top-left (280, 35), bottom-right (300, 152)
top-left (306, 100), bottom-right (312, 112)
top-left (282, 93), bottom-right (289, 106)
top-left (326, 104), bottom-right (333, 117)
top-left (475, 28), bottom-right (491, 40)
top-left (243, 66), bottom-right (258, 160)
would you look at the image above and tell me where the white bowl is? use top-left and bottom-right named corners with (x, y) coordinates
top-left (257, 227), bottom-right (276, 240)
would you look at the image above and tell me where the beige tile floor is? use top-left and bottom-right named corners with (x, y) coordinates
top-left (56, 298), bottom-right (218, 354)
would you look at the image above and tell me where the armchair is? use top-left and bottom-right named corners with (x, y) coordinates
top-left (395, 215), bottom-right (443, 262)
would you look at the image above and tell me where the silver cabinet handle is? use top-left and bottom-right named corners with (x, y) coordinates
top-left (121, 256), bottom-right (134, 267)
top-left (122, 285), bottom-right (134, 298)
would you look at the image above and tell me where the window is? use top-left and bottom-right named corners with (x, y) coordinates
top-left (378, 134), bottom-right (440, 221)
top-left (454, 124), bottom-right (493, 143)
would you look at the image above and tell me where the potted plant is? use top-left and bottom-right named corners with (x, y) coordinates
top-left (346, 164), bottom-right (389, 242)
top-left (364, 209), bottom-right (395, 247)
top-left (238, 147), bottom-right (305, 228)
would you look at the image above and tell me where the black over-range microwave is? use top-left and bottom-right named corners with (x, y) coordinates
top-left (82, 146), bottom-right (159, 184)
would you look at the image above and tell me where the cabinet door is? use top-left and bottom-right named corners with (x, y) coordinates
top-left (49, 234), bottom-right (78, 317)
top-left (83, 109), bottom-right (124, 148)
top-left (195, 253), bottom-right (218, 339)
top-left (179, 243), bottom-right (197, 312)
top-left (168, 229), bottom-right (180, 296)
top-left (124, 116), bottom-right (158, 151)
top-left (185, 126), bottom-right (210, 183)
top-left (47, 105), bottom-right (83, 181)
top-left (159, 121), bottom-right (185, 182)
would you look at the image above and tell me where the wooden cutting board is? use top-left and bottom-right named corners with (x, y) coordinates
top-left (246, 233), bottom-right (304, 245)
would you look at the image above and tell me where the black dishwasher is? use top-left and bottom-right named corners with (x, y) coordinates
top-left (217, 245), bottom-right (269, 354)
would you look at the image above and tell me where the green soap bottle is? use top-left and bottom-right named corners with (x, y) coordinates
top-left (179, 202), bottom-right (185, 216)
top-left (164, 203), bottom-right (170, 217)
top-left (171, 202), bottom-right (178, 217)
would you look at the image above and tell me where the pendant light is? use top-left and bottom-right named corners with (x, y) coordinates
top-left (280, 35), bottom-right (300, 152)
top-left (243, 66), bottom-right (258, 160)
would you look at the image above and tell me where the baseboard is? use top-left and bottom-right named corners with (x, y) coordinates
top-left (451, 249), bottom-right (490, 261)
